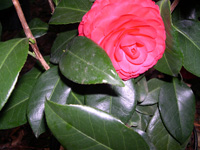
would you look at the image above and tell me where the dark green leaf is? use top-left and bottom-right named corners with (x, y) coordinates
top-left (136, 104), bottom-right (157, 116)
top-left (155, 0), bottom-right (183, 76)
top-left (0, 66), bottom-right (42, 129)
top-left (173, 20), bottom-right (200, 77)
top-left (59, 36), bottom-right (124, 86)
top-left (27, 66), bottom-right (72, 137)
top-left (159, 78), bottom-right (195, 144)
top-left (0, 0), bottom-right (13, 10)
top-left (147, 109), bottom-right (181, 150)
top-left (133, 129), bottom-right (156, 150)
top-left (29, 18), bottom-right (49, 38)
top-left (50, 30), bottom-right (77, 64)
top-left (67, 91), bottom-right (85, 105)
top-left (85, 79), bottom-right (137, 123)
top-left (45, 100), bottom-right (149, 150)
top-left (136, 77), bottom-right (148, 103)
top-left (128, 111), bottom-right (151, 131)
top-left (49, 0), bottom-right (92, 24)
top-left (0, 38), bottom-right (29, 110)
top-left (140, 78), bottom-right (165, 105)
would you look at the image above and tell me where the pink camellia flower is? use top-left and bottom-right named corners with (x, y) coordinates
top-left (79, 0), bottom-right (166, 80)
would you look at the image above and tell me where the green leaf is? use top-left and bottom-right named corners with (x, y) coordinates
top-left (27, 66), bottom-right (72, 137)
top-left (29, 18), bottom-right (49, 38)
top-left (136, 77), bottom-right (148, 103)
top-left (0, 38), bottom-right (29, 111)
top-left (67, 91), bottom-right (85, 105)
top-left (159, 78), bottom-right (195, 144)
top-left (136, 104), bottom-right (157, 116)
top-left (128, 111), bottom-right (151, 131)
top-left (0, 66), bottom-right (42, 129)
top-left (133, 129), bottom-right (156, 150)
top-left (50, 30), bottom-right (77, 64)
top-left (140, 78), bottom-right (165, 105)
top-left (173, 20), bottom-right (200, 77)
top-left (0, 0), bottom-right (13, 10)
top-left (85, 79), bottom-right (137, 123)
top-left (59, 36), bottom-right (124, 87)
top-left (45, 100), bottom-right (149, 150)
top-left (49, 0), bottom-right (92, 24)
top-left (154, 0), bottom-right (183, 76)
top-left (147, 109), bottom-right (181, 150)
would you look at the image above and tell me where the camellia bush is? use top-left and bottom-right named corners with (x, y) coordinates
top-left (0, 0), bottom-right (198, 149)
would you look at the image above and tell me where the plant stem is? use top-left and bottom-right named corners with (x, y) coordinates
top-left (12, 0), bottom-right (50, 70)
top-left (48, 0), bottom-right (55, 14)
top-left (171, 0), bottom-right (180, 13)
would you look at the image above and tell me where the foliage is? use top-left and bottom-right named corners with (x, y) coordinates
top-left (0, 0), bottom-right (198, 149)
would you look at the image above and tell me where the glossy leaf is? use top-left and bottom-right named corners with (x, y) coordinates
top-left (173, 20), bottom-right (200, 77)
top-left (67, 91), bottom-right (85, 105)
top-left (45, 100), bottom-right (149, 150)
top-left (50, 30), bottom-right (77, 64)
top-left (147, 109), bottom-right (181, 150)
top-left (155, 0), bottom-right (183, 76)
top-left (27, 66), bottom-right (72, 137)
top-left (85, 79), bottom-right (137, 123)
top-left (136, 104), bottom-right (157, 116)
top-left (29, 18), bottom-right (49, 38)
top-left (140, 78), bottom-right (165, 105)
top-left (159, 78), bottom-right (195, 144)
top-left (59, 36), bottom-right (124, 86)
top-left (0, 0), bottom-right (13, 10)
top-left (128, 111), bottom-right (151, 131)
top-left (0, 66), bottom-right (42, 129)
top-left (0, 38), bottom-right (29, 111)
top-left (136, 77), bottom-right (148, 103)
top-left (133, 129), bottom-right (156, 150)
top-left (49, 0), bottom-right (92, 24)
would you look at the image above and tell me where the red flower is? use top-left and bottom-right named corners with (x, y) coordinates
top-left (79, 0), bottom-right (166, 80)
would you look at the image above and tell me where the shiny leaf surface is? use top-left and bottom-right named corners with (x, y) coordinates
top-left (155, 0), bottom-right (183, 76)
top-left (0, 66), bottom-right (42, 129)
top-left (59, 36), bottom-right (124, 86)
top-left (133, 129), bottom-right (156, 150)
top-left (140, 78), bottom-right (165, 105)
top-left (136, 104), bottom-right (157, 116)
top-left (128, 111), bottom-right (151, 131)
top-left (147, 109), bottom-right (181, 150)
top-left (29, 18), bottom-right (49, 38)
top-left (173, 20), bottom-right (200, 77)
top-left (159, 78), bottom-right (195, 144)
top-left (27, 66), bottom-right (72, 137)
top-left (136, 77), bottom-right (148, 103)
top-left (50, 30), bottom-right (77, 64)
top-left (45, 100), bottom-right (149, 150)
top-left (85, 79), bottom-right (137, 123)
top-left (0, 38), bottom-right (29, 110)
top-left (49, 0), bottom-right (92, 24)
